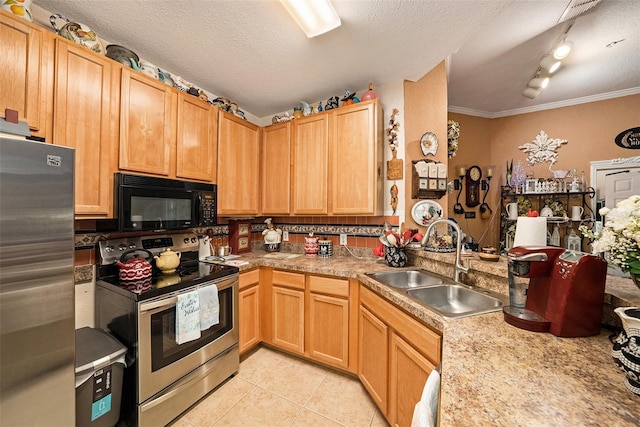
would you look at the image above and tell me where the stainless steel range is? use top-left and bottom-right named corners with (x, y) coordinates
top-left (95, 233), bottom-right (239, 427)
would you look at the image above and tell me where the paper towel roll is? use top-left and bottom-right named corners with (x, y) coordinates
top-left (513, 217), bottom-right (547, 247)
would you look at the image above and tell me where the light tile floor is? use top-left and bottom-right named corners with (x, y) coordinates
top-left (172, 346), bottom-right (389, 427)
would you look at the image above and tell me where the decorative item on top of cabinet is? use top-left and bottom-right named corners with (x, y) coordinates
top-left (50, 14), bottom-right (105, 54)
top-left (447, 120), bottom-right (460, 158)
top-left (412, 160), bottom-right (447, 199)
top-left (228, 219), bottom-right (251, 254)
top-left (2, 0), bottom-right (32, 21)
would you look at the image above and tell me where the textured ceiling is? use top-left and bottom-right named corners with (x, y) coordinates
top-left (35, 0), bottom-right (640, 119)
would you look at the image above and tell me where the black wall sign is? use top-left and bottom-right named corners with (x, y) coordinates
top-left (615, 127), bottom-right (640, 149)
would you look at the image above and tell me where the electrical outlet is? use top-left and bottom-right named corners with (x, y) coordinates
top-left (340, 233), bottom-right (348, 245)
top-left (283, 231), bottom-right (289, 241)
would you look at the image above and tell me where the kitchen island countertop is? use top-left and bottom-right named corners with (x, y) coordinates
top-left (229, 249), bottom-right (640, 426)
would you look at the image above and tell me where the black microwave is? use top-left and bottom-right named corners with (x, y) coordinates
top-left (116, 173), bottom-right (217, 231)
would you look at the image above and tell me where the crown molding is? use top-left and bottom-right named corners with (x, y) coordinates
top-left (449, 87), bottom-right (640, 119)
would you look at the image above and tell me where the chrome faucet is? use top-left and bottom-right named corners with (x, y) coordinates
top-left (421, 218), bottom-right (469, 283)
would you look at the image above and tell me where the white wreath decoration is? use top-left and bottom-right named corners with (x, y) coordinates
top-left (518, 130), bottom-right (567, 166)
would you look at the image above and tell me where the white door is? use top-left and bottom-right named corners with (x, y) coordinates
top-left (605, 169), bottom-right (640, 208)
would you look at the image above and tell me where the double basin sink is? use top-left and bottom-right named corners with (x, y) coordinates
top-left (367, 269), bottom-right (504, 319)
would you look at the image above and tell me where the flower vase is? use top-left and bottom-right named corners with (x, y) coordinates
top-left (384, 246), bottom-right (407, 268)
top-left (612, 307), bottom-right (640, 396)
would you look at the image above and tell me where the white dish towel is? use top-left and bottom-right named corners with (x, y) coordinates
top-left (411, 368), bottom-right (440, 427)
top-left (176, 289), bottom-right (201, 344)
top-left (199, 284), bottom-right (219, 330)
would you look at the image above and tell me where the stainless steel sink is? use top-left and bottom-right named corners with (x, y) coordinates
top-left (367, 269), bottom-right (504, 319)
top-left (367, 270), bottom-right (444, 288)
top-left (406, 285), bottom-right (504, 319)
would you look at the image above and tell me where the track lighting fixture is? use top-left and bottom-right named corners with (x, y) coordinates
top-left (553, 41), bottom-right (573, 59)
top-left (528, 77), bottom-right (550, 89)
top-left (539, 55), bottom-right (561, 73)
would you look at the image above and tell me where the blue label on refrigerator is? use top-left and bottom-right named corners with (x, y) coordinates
top-left (91, 366), bottom-right (112, 420)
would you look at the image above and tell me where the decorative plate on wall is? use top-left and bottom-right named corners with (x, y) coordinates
top-left (420, 132), bottom-right (439, 156)
top-left (411, 200), bottom-right (443, 226)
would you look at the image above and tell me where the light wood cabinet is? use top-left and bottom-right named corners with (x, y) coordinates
top-left (307, 275), bottom-right (350, 369)
top-left (119, 68), bottom-right (175, 176)
top-left (271, 270), bottom-right (305, 354)
top-left (0, 11), bottom-right (51, 138)
top-left (176, 93), bottom-right (217, 182)
top-left (261, 122), bottom-right (292, 215)
top-left (358, 303), bottom-right (389, 413)
top-left (330, 100), bottom-right (383, 215)
top-left (52, 40), bottom-right (116, 218)
top-left (239, 269), bottom-right (260, 354)
top-left (291, 114), bottom-right (329, 215)
top-left (217, 110), bottom-right (260, 215)
top-left (290, 99), bottom-right (382, 216)
top-left (359, 285), bottom-right (442, 425)
top-left (389, 332), bottom-right (435, 427)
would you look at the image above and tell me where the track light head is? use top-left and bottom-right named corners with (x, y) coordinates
top-left (522, 87), bottom-right (541, 99)
top-left (540, 55), bottom-right (561, 73)
top-left (553, 41), bottom-right (573, 59)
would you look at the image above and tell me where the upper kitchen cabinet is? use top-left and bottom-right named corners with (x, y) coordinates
top-left (330, 100), bottom-right (383, 215)
top-left (119, 68), bottom-right (176, 176)
top-left (176, 93), bottom-right (217, 182)
top-left (52, 39), bottom-right (116, 217)
top-left (292, 114), bottom-right (329, 215)
top-left (217, 111), bottom-right (260, 215)
top-left (0, 11), bottom-right (52, 138)
top-left (261, 122), bottom-right (292, 215)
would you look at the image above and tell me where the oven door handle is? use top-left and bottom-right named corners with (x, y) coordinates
top-left (140, 296), bottom-right (178, 313)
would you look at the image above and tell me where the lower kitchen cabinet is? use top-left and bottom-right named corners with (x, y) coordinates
top-left (358, 304), bottom-right (389, 413)
top-left (239, 269), bottom-right (260, 354)
top-left (271, 270), bottom-right (305, 355)
top-left (307, 275), bottom-right (350, 369)
top-left (359, 285), bottom-right (442, 426)
top-left (389, 332), bottom-right (435, 427)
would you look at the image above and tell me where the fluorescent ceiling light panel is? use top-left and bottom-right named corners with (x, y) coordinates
top-left (280, 0), bottom-right (341, 38)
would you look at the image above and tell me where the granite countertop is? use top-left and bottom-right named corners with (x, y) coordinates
top-left (228, 249), bottom-right (640, 425)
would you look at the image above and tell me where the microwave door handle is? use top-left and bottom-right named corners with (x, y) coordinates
top-left (196, 193), bottom-right (204, 225)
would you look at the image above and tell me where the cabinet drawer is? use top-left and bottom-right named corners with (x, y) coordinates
top-left (309, 275), bottom-right (349, 297)
top-left (272, 270), bottom-right (305, 290)
top-left (239, 269), bottom-right (259, 290)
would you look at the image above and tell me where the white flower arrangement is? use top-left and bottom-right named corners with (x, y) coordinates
top-left (580, 195), bottom-right (640, 275)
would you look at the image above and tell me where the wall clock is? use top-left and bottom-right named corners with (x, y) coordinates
top-left (465, 165), bottom-right (482, 207)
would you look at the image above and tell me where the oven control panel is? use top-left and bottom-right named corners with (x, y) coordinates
top-left (99, 233), bottom-right (199, 265)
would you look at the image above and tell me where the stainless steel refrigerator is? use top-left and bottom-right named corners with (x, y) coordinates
top-left (0, 136), bottom-right (75, 425)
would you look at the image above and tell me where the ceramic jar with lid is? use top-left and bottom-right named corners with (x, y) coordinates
top-left (304, 234), bottom-right (319, 257)
top-left (612, 307), bottom-right (640, 396)
top-left (2, 0), bottom-right (32, 21)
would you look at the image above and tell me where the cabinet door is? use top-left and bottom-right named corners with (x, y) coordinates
top-left (330, 100), bottom-right (382, 215)
top-left (308, 293), bottom-right (349, 369)
top-left (292, 114), bottom-right (328, 215)
top-left (53, 40), bottom-right (114, 217)
top-left (358, 304), bottom-right (388, 414)
top-left (217, 111), bottom-right (260, 215)
top-left (272, 286), bottom-right (305, 354)
top-left (119, 69), bottom-right (174, 176)
top-left (0, 13), bottom-right (50, 137)
top-left (176, 93), bottom-right (217, 182)
top-left (239, 284), bottom-right (260, 354)
top-left (261, 122), bottom-right (291, 215)
top-left (389, 332), bottom-right (436, 427)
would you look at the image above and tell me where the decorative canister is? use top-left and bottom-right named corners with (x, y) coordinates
top-left (2, 0), bottom-right (32, 22)
top-left (384, 246), bottom-right (407, 268)
top-left (612, 307), bottom-right (640, 396)
top-left (50, 14), bottom-right (105, 54)
top-left (318, 239), bottom-right (333, 258)
top-left (304, 233), bottom-right (319, 257)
